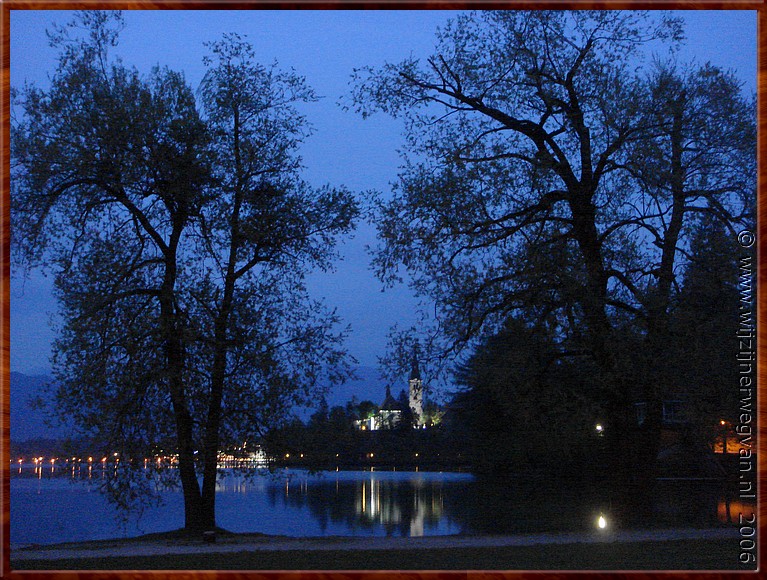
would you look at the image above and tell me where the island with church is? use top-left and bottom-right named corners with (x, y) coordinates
top-left (261, 354), bottom-right (457, 471)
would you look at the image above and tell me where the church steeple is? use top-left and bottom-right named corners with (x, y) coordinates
top-left (409, 350), bottom-right (420, 381)
top-left (408, 345), bottom-right (424, 427)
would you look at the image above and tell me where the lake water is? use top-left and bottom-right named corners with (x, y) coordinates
top-left (10, 465), bottom-right (747, 547)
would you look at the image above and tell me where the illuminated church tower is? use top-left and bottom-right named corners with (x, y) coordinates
top-left (408, 350), bottom-right (424, 427)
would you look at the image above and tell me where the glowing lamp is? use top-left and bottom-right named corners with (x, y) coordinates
top-left (597, 514), bottom-right (607, 529)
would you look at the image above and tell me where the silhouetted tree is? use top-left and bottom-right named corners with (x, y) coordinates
top-left (351, 11), bottom-right (754, 476)
top-left (452, 317), bottom-right (603, 475)
top-left (12, 13), bottom-right (358, 533)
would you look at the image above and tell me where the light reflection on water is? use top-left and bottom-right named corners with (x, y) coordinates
top-left (10, 466), bottom-right (750, 547)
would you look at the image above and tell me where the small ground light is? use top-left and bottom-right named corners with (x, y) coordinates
top-left (720, 420), bottom-right (726, 426)
top-left (595, 423), bottom-right (604, 436)
top-left (597, 514), bottom-right (607, 529)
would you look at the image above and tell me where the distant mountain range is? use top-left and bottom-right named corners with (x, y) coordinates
top-left (10, 367), bottom-right (393, 443)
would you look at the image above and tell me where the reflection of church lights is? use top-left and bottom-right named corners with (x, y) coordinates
top-left (370, 480), bottom-right (377, 517)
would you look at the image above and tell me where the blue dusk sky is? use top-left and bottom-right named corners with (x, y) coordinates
top-left (9, 9), bottom-right (757, 382)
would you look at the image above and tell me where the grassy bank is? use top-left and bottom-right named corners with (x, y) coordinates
top-left (12, 538), bottom-right (748, 570)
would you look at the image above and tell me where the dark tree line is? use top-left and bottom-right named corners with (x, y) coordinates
top-left (450, 214), bottom-right (743, 479)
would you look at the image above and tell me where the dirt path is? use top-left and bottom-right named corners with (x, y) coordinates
top-left (11, 527), bottom-right (738, 562)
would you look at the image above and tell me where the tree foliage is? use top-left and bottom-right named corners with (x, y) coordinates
top-left (452, 317), bottom-right (604, 475)
top-left (452, 212), bottom-right (744, 476)
top-left (662, 215), bottom-right (742, 442)
top-left (12, 12), bottom-right (358, 532)
top-left (351, 10), bottom-right (753, 368)
top-left (350, 11), bottom-right (754, 474)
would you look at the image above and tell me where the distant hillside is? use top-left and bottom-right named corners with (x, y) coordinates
top-left (10, 372), bottom-right (70, 442)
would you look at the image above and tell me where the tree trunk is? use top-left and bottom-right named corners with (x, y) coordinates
top-left (200, 308), bottom-right (232, 531)
top-left (199, 104), bottom-right (244, 532)
top-left (160, 233), bottom-right (205, 534)
top-left (568, 187), bottom-right (652, 484)
top-left (636, 95), bottom-right (688, 483)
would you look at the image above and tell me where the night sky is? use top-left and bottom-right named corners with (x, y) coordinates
top-left (9, 9), bottom-right (757, 378)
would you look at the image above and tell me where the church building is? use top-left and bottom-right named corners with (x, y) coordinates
top-left (355, 352), bottom-right (426, 431)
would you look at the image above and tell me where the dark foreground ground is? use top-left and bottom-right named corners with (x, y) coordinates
top-left (11, 529), bottom-right (753, 571)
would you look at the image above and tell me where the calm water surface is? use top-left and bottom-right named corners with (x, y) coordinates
top-left (10, 465), bottom-right (747, 547)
